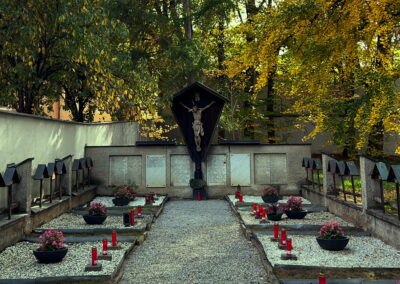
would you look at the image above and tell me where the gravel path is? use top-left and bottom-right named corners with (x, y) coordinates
top-left (119, 200), bottom-right (271, 284)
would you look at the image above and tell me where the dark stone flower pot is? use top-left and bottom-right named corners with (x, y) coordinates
top-left (262, 195), bottom-right (280, 203)
top-left (33, 247), bottom-right (68, 263)
top-left (285, 210), bottom-right (308, 219)
top-left (112, 198), bottom-right (130, 206)
top-left (316, 237), bottom-right (349, 251)
top-left (83, 214), bottom-right (107, 225)
top-left (267, 213), bottom-right (283, 221)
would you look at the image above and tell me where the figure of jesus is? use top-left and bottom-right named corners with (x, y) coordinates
top-left (180, 101), bottom-right (215, 152)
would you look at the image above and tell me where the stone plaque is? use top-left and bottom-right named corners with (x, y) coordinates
top-left (206, 154), bottom-right (226, 186)
top-left (109, 156), bottom-right (142, 186)
top-left (230, 154), bottom-right (251, 186)
top-left (255, 154), bottom-right (287, 184)
top-left (270, 154), bottom-right (287, 184)
top-left (146, 155), bottom-right (166, 187)
top-left (171, 155), bottom-right (191, 186)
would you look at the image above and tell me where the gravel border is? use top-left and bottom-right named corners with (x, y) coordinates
top-left (37, 213), bottom-right (151, 230)
top-left (0, 241), bottom-right (133, 280)
top-left (239, 210), bottom-right (355, 227)
top-left (255, 234), bottom-right (400, 268)
top-left (85, 196), bottom-right (166, 207)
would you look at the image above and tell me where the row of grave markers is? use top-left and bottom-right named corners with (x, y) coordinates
top-left (0, 156), bottom-right (94, 220)
top-left (302, 154), bottom-right (400, 220)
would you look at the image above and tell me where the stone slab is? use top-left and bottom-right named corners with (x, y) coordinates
top-left (146, 155), bottom-right (166, 187)
top-left (109, 156), bottom-right (142, 186)
top-left (170, 155), bottom-right (191, 186)
top-left (206, 154), bottom-right (227, 186)
top-left (22, 236), bottom-right (137, 243)
top-left (230, 154), bottom-right (251, 186)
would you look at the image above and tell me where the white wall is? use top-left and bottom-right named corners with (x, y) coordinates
top-left (0, 110), bottom-right (139, 210)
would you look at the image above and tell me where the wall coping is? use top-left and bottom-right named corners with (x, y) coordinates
top-left (86, 143), bottom-right (312, 148)
top-left (0, 110), bottom-right (135, 126)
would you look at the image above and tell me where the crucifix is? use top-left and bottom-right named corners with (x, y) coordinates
top-left (180, 101), bottom-right (215, 152)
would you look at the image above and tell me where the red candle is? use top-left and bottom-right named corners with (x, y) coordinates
top-left (197, 192), bottom-right (201, 201)
top-left (235, 191), bottom-right (239, 198)
top-left (238, 195), bottom-right (243, 202)
top-left (258, 205), bottom-right (263, 213)
top-left (286, 238), bottom-right (292, 256)
top-left (112, 230), bottom-right (117, 247)
top-left (252, 203), bottom-right (257, 212)
top-left (261, 209), bottom-right (266, 218)
top-left (91, 246), bottom-right (97, 266)
top-left (273, 224), bottom-right (279, 238)
top-left (138, 206), bottom-right (142, 215)
top-left (102, 239), bottom-right (108, 255)
top-left (319, 276), bottom-right (326, 284)
top-left (130, 210), bottom-right (135, 226)
top-left (280, 229), bottom-right (287, 245)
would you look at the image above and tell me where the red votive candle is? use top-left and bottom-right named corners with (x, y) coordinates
top-left (258, 205), bottom-right (263, 213)
top-left (235, 191), bottom-right (239, 198)
top-left (111, 230), bottom-right (117, 247)
top-left (273, 224), bottom-right (279, 238)
top-left (138, 206), bottom-right (142, 216)
top-left (91, 246), bottom-right (97, 266)
top-left (252, 203), bottom-right (257, 212)
top-left (102, 239), bottom-right (108, 255)
top-left (261, 209), bottom-right (266, 218)
top-left (319, 276), bottom-right (326, 284)
top-left (130, 210), bottom-right (135, 226)
top-left (286, 238), bottom-right (292, 256)
top-left (238, 195), bottom-right (243, 202)
top-left (280, 229), bottom-right (287, 245)
top-left (197, 192), bottom-right (201, 201)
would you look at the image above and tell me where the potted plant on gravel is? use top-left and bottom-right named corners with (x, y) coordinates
top-left (33, 229), bottom-right (68, 263)
top-left (316, 221), bottom-right (349, 251)
top-left (266, 203), bottom-right (285, 221)
top-left (261, 185), bottom-right (280, 203)
top-left (284, 196), bottom-right (308, 219)
top-left (83, 202), bottom-right (108, 224)
top-left (112, 187), bottom-right (133, 206)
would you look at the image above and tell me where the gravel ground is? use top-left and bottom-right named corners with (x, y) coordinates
top-left (257, 234), bottom-right (400, 268)
top-left (86, 196), bottom-right (166, 207)
top-left (239, 210), bottom-right (355, 227)
top-left (38, 213), bottom-right (150, 230)
top-left (119, 200), bottom-right (271, 284)
top-left (227, 195), bottom-right (312, 205)
top-left (0, 241), bottom-right (131, 279)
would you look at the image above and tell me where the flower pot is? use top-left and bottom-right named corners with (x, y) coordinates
top-left (316, 237), bottom-right (349, 251)
top-left (83, 214), bottom-right (107, 225)
top-left (33, 247), bottom-right (68, 263)
top-left (112, 198), bottom-right (130, 206)
top-left (285, 210), bottom-right (308, 219)
top-left (267, 213), bottom-right (283, 221)
top-left (262, 195), bottom-right (280, 203)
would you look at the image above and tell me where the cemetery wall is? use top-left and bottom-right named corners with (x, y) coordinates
top-left (0, 110), bottom-right (139, 211)
top-left (86, 144), bottom-right (311, 198)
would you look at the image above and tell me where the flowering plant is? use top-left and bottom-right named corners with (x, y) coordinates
top-left (285, 196), bottom-right (303, 211)
top-left (114, 187), bottom-right (133, 199)
top-left (318, 222), bottom-right (345, 239)
top-left (267, 203), bottom-right (285, 215)
top-left (262, 185), bottom-right (278, 197)
top-left (38, 229), bottom-right (65, 251)
top-left (88, 202), bottom-right (107, 216)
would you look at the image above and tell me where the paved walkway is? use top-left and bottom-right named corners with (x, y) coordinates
top-left (118, 200), bottom-right (270, 284)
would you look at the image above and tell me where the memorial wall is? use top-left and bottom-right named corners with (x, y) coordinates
top-left (87, 144), bottom-right (311, 198)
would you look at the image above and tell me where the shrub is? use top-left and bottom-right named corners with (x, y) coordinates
top-left (38, 229), bottom-right (65, 251)
top-left (88, 201), bottom-right (107, 216)
top-left (318, 221), bottom-right (345, 239)
top-left (285, 196), bottom-right (303, 211)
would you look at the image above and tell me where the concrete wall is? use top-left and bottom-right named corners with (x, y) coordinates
top-left (0, 110), bottom-right (139, 211)
top-left (86, 144), bottom-right (311, 198)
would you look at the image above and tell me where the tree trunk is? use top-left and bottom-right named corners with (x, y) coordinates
top-left (183, 0), bottom-right (192, 40)
top-left (266, 70), bottom-right (276, 143)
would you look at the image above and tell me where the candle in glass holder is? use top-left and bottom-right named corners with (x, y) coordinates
top-left (252, 203), bottom-right (257, 214)
top-left (238, 195), bottom-right (243, 202)
top-left (102, 239), bottom-right (108, 255)
top-left (280, 229), bottom-right (287, 245)
top-left (111, 230), bottom-right (117, 247)
top-left (137, 206), bottom-right (142, 217)
top-left (258, 205), bottom-right (263, 214)
top-left (197, 192), bottom-right (201, 201)
top-left (318, 276), bottom-right (326, 284)
top-left (91, 246), bottom-right (97, 266)
top-left (273, 224), bottom-right (279, 238)
top-left (286, 238), bottom-right (292, 256)
top-left (130, 210), bottom-right (135, 226)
